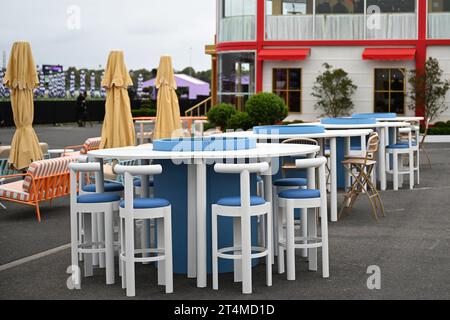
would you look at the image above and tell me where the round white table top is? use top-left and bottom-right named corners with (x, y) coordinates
top-left (214, 129), bottom-right (373, 140)
top-left (88, 143), bottom-right (320, 161)
top-left (321, 122), bottom-right (410, 129)
top-left (375, 117), bottom-right (424, 122)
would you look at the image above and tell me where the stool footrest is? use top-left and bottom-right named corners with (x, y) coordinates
top-left (217, 246), bottom-right (269, 260)
top-left (279, 237), bottom-right (323, 250)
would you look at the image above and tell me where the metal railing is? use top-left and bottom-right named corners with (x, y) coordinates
top-left (185, 97), bottom-right (212, 117)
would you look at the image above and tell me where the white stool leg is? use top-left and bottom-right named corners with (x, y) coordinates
top-left (301, 208), bottom-right (307, 258)
top-left (157, 218), bottom-right (166, 286)
top-left (212, 207), bottom-right (219, 290)
top-left (241, 211), bottom-right (252, 294)
top-left (233, 217), bottom-right (242, 283)
top-left (105, 208), bottom-right (115, 285)
top-left (409, 151), bottom-right (414, 190)
top-left (164, 208), bottom-right (173, 294)
top-left (78, 213), bottom-right (83, 262)
top-left (393, 152), bottom-right (399, 191)
top-left (70, 209), bottom-right (81, 287)
top-left (321, 205), bottom-right (330, 279)
top-left (286, 202), bottom-right (296, 281)
top-left (266, 208), bottom-right (272, 287)
top-left (416, 149), bottom-right (420, 185)
top-left (125, 216), bottom-right (135, 297)
top-left (308, 208), bottom-right (318, 272)
top-left (277, 204), bottom-right (285, 274)
top-left (120, 216), bottom-right (126, 289)
top-left (98, 212), bottom-right (106, 269)
top-left (83, 212), bottom-right (93, 277)
top-left (91, 213), bottom-right (99, 267)
top-left (272, 186), bottom-right (279, 259)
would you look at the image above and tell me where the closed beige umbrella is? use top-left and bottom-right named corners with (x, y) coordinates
top-left (153, 56), bottom-right (182, 140)
top-left (3, 41), bottom-right (43, 170)
top-left (100, 51), bottom-right (136, 149)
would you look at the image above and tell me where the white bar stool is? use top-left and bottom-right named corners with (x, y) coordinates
top-left (114, 164), bottom-right (173, 297)
top-left (386, 127), bottom-right (414, 190)
top-left (277, 157), bottom-right (329, 281)
top-left (212, 162), bottom-right (272, 295)
top-left (69, 162), bottom-right (120, 287)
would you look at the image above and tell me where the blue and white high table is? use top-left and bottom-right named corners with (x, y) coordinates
top-left (214, 129), bottom-right (373, 222)
top-left (320, 122), bottom-right (410, 191)
top-left (88, 142), bottom-right (319, 288)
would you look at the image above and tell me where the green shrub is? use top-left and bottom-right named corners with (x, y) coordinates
top-left (227, 112), bottom-right (254, 131)
top-left (246, 93), bottom-right (288, 125)
top-left (428, 127), bottom-right (450, 135)
top-left (207, 103), bottom-right (237, 130)
top-left (132, 108), bottom-right (156, 117)
top-left (434, 121), bottom-right (447, 127)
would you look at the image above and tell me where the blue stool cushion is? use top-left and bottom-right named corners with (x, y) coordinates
top-left (398, 141), bottom-right (418, 147)
top-left (133, 178), bottom-right (154, 187)
top-left (386, 144), bottom-right (412, 149)
top-left (120, 198), bottom-right (170, 209)
top-left (217, 196), bottom-right (266, 207)
top-left (256, 176), bottom-right (263, 183)
top-left (273, 178), bottom-right (308, 187)
top-left (279, 189), bottom-right (321, 199)
top-left (82, 182), bottom-right (124, 193)
top-left (77, 193), bottom-right (121, 204)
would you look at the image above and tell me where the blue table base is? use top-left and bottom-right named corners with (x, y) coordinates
top-left (152, 160), bottom-right (259, 275)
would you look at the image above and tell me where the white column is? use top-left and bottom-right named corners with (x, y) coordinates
top-left (329, 138), bottom-right (338, 222)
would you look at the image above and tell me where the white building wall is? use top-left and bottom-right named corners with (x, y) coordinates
top-left (262, 46), bottom-right (416, 121)
top-left (427, 46), bottom-right (450, 122)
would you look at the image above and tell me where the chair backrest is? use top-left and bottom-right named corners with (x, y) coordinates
top-left (281, 138), bottom-right (318, 177)
top-left (365, 132), bottom-right (380, 160)
top-left (214, 162), bottom-right (269, 209)
top-left (19, 156), bottom-right (79, 201)
top-left (24, 156), bottom-right (79, 193)
top-left (80, 137), bottom-right (102, 154)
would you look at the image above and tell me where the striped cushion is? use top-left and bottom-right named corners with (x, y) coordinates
top-left (0, 180), bottom-right (29, 201)
top-left (80, 137), bottom-right (101, 154)
top-left (23, 156), bottom-right (78, 193)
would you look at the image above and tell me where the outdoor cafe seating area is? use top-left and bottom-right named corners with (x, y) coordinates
top-left (0, 41), bottom-right (426, 297)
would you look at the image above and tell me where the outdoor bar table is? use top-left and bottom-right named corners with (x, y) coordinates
top-left (321, 121), bottom-right (410, 191)
top-left (88, 141), bottom-right (319, 289)
top-left (214, 128), bottom-right (373, 222)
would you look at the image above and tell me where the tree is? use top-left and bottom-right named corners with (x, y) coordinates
top-left (408, 57), bottom-right (450, 143)
top-left (312, 63), bottom-right (357, 118)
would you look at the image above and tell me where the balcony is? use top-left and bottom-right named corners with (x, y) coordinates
top-left (219, 15), bottom-right (256, 42)
top-left (265, 13), bottom-right (417, 41)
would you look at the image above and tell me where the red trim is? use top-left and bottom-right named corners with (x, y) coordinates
top-left (258, 48), bottom-right (311, 61)
top-left (362, 48), bottom-right (416, 61)
top-left (216, 42), bottom-right (257, 52)
top-left (415, 0), bottom-right (427, 119)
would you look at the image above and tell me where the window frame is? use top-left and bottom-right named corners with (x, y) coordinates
top-left (373, 68), bottom-right (407, 115)
top-left (272, 68), bottom-right (303, 114)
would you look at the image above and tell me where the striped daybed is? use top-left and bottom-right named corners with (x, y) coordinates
top-left (0, 156), bottom-right (79, 222)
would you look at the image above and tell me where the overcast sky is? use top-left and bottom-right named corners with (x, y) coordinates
top-left (0, 0), bottom-right (216, 71)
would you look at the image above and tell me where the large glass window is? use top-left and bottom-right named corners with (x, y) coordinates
top-left (374, 69), bottom-right (406, 114)
top-left (218, 52), bottom-right (256, 112)
top-left (266, 0), bottom-right (315, 40)
top-left (219, 0), bottom-right (257, 42)
top-left (366, 0), bottom-right (416, 39)
top-left (315, 0), bottom-right (364, 40)
top-left (428, 0), bottom-right (450, 39)
top-left (265, 0), bottom-right (417, 40)
top-left (273, 68), bottom-right (302, 113)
